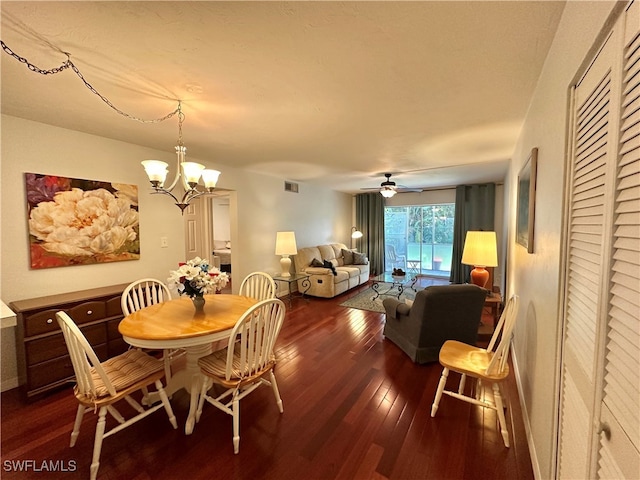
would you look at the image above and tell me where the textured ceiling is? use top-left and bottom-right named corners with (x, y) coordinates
top-left (1, 1), bottom-right (566, 194)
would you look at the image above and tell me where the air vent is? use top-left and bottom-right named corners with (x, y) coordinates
top-left (284, 181), bottom-right (299, 193)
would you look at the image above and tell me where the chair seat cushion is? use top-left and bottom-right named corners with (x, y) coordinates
top-left (91, 349), bottom-right (164, 398)
top-left (198, 346), bottom-right (274, 380)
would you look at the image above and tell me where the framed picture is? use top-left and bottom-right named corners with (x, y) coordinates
top-left (25, 173), bottom-right (139, 269)
top-left (516, 148), bottom-right (538, 253)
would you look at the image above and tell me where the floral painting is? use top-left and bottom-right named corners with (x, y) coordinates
top-left (25, 173), bottom-right (140, 269)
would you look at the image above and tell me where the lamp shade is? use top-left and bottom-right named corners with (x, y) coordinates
top-left (201, 169), bottom-right (221, 189)
top-left (275, 231), bottom-right (297, 255)
top-left (141, 160), bottom-right (169, 184)
top-left (461, 231), bottom-right (498, 267)
top-left (351, 227), bottom-right (363, 239)
top-left (181, 162), bottom-right (206, 184)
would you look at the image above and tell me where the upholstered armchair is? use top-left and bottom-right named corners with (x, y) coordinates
top-left (382, 284), bottom-right (488, 364)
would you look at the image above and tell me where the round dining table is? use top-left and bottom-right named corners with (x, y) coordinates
top-left (118, 294), bottom-right (257, 434)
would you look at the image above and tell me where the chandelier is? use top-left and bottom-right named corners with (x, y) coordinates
top-left (141, 102), bottom-right (221, 213)
top-left (1, 41), bottom-right (221, 214)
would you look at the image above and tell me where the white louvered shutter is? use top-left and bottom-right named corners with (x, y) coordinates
top-left (598, 4), bottom-right (640, 477)
top-left (559, 31), bottom-right (616, 479)
top-left (559, 2), bottom-right (640, 478)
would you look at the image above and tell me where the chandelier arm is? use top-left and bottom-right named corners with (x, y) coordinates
top-left (150, 188), bottom-right (181, 205)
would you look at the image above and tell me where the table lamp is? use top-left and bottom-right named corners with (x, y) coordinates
top-left (461, 231), bottom-right (498, 289)
top-left (275, 231), bottom-right (297, 277)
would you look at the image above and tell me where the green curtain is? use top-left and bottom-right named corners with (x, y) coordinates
top-left (450, 183), bottom-right (496, 284)
top-left (355, 193), bottom-right (385, 276)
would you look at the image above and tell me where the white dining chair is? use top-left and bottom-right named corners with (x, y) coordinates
top-left (430, 295), bottom-right (520, 447)
top-left (239, 271), bottom-right (277, 301)
top-left (121, 278), bottom-right (182, 380)
top-left (57, 311), bottom-right (177, 480)
top-left (195, 298), bottom-right (286, 453)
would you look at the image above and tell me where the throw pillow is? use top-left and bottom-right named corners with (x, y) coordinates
top-left (353, 252), bottom-right (368, 265)
top-left (310, 258), bottom-right (324, 267)
top-left (341, 248), bottom-right (354, 265)
top-left (323, 259), bottom-right (338, 276)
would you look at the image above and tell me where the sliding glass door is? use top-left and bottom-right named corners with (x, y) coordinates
top-left (384, 204), bottom-right (454, 277)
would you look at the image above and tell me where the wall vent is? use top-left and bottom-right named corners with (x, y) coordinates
top-left (284, 181), bottom-right (299, 193)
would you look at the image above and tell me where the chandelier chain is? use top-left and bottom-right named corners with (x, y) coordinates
top-left (1, 39), bottom-right (179, 124)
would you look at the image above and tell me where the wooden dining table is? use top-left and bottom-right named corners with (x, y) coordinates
top-left (118, 294), bottom-right (257, 434)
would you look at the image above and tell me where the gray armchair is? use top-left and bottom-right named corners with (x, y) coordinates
top-left (382, 284), bottom-right (488, 364)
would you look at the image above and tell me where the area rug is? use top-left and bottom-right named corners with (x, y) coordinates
top-left (340, 283), bottom-right (417, 313)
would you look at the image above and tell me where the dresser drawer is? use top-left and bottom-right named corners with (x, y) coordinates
top-left (106, 296), bottom-right (123, 316)
top-left (24, 309), bottom-right (61, 337)
top-left (108, 338), bottom-right (129, 357)
top-left (26, 324), bottom-right (107, 365)
top-left (68, 301), bottom-right (106, 324)
top-left (107, 317), bottom-right (123, 340)
top-left (28, 343), bottom-right (108, 390)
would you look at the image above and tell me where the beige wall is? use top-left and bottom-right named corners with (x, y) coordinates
top-left (0, 114), bottom-right (352, 389)
top-left (507, 2), bottom-right (619, 479)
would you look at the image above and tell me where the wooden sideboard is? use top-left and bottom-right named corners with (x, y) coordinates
top-left (10, 283), bottom-right (131, 401)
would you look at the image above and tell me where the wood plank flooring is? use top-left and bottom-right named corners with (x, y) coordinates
top-left (1, 279), bottom-right (533, 479)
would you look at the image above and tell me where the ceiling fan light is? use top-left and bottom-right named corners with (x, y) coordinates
top-left (380, 187), bottom-right (396, 198)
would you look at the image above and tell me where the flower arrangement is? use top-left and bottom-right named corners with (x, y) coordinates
top-left (167, 257), bottom-right (229, 298)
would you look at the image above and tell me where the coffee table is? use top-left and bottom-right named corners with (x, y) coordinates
top-left (371, 272), bottom-right (418, 299)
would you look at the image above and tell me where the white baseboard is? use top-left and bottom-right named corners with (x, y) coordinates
top-left (511, 345), bottom-right (542, 480)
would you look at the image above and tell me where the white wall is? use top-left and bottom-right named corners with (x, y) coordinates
top-left (212, 196), bottom-right (231, 242)
top-left (0, 114), bottom-right (352, 390)
top-left (506, 2), bottom-right (619, 478)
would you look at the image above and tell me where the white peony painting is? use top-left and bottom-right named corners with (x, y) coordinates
top-left (25, 173), bottom-right (140, 269)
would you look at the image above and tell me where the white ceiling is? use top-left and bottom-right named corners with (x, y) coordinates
top-left (1, 1), bottom-right (566, 194)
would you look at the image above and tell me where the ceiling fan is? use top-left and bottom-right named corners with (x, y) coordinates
top-left (361, 173), bottom-right (423, 198)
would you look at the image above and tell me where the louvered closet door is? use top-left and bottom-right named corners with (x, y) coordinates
top-left (559, 2), bottom-right (640, 478)
top-left (558, 29), bottom-right (618, 479)
top-left (598, 4), bottom-right (640, 477)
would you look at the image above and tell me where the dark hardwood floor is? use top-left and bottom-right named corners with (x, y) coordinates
top-left (1, 278), bottom-right (533, 479)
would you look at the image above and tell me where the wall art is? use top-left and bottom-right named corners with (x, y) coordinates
top-left (25, 173), bottom-right (139, 269)
top-left (516, 148), bottom-right (538, 253)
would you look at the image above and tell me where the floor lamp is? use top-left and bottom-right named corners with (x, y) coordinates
top-left (461, 231), bottom-right (498, 289)
top-left (351, 227), bottom-right (363, 249)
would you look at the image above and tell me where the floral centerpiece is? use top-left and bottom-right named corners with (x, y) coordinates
top-left (167, 257), bottom-right (229, 305)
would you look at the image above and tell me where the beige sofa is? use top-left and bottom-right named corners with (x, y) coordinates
top-left (293, 243), bottom-right (369, 298)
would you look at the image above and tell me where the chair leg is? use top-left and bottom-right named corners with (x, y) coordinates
top-left (232, 390), bottom-right (240, 454)
top-left (154, 380), bottom-right (178, 429)
top-left (431, 367), bottom-right (449, 417)
top-left (270, 370), bottom-right (284, 413)
top-left (492, 382), bottom-right (510, 448)
top-left (90, 406), bottom-right (108, 480)
top-left (70, 404), bottom-right (85, 447)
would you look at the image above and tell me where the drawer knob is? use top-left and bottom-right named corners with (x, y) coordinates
top-left (46, 318), bottom-right (53, 324)
top-left (87, 310), bottom-right (93, 315)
